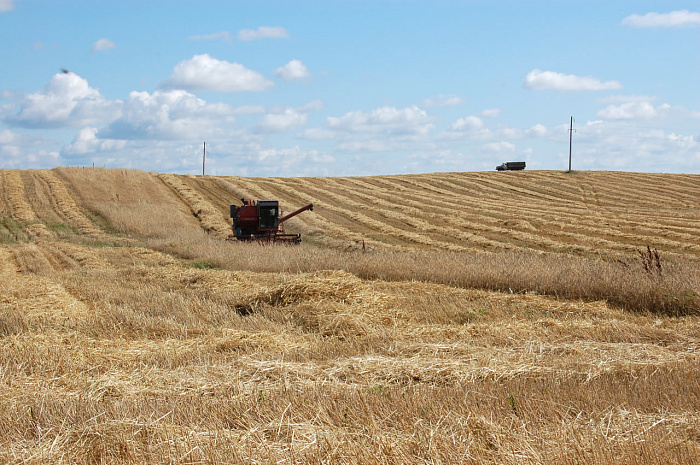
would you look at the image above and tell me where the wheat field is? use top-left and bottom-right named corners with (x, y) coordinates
top-left (0, 167), bottom-right (699, 464)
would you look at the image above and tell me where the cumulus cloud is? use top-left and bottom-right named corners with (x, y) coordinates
top-left (525, 124), bottom-right (548, 137)
top-left (63, 127), bottom-right (127, 155)
top-left (297, 127), bottom-right (335, 140)
top-left (0, 130), bottom-right (62, 169)
top-left (92, 38), bottom-right (116, 52)
top-left (441, 115), bottom-right (533, 144)
top-left (298, 100), bottom-right (323, 112)
top-left (622, 10), bottom-right (700, 28)
top-left (255, 101), bottom-right (322, 133)
top-left (160, 54), bottom-right (274, 93)
top-left (443, 115), bottom-right (494, 140)
top-left (597, 102), bottom-right (659, 120)
top-left (481, 108), bottom-right (501, 118)
top-left (1, 72), bottom-right (121, 128)
top-left (189, 31), bottom-right (233, 42)
top-left (524, 69), bottom-right (622, 91)
top-left (237, 26), bottom-right (289, 41)
top-left (422, 94), bottom-right (467, 108)
top-left (256, 146), bottom-right (334, 164)
top-left (256, 108), bottom-right (308, 133)
top-left (275, 60), bottom-right (310, 81)
top-left (597, 94), bottom-right (658, 104)
top-left (327, 106), bottom-right (434, 136)
top-left (448, 116), bottom-right (484, 131)
top-left (0, 0), bottom-right (14, 12)
top-left (298, 106), bottom-right (437, 155)
top-left (230, 105), bottom-right (266, 115)
top-left (570, 119), bottom-right (700, 171)
top-left (100, 89), bottom-right (237, 140)
top-left (480, 141), bottom-right (515, 153)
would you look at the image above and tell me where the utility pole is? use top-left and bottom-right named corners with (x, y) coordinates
top-left (202, 141), bottom-right (206, 176)
top-left (568, 117), bottom-right (575, 173)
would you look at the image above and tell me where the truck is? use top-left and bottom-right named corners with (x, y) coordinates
top-left (496, 161), bottom-right (526, 171)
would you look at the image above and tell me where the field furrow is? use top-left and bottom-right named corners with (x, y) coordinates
top-left (276, 177), bottom-right (477, 251)
top-left (35, 170), bottom-right (105, 239)
top-left (581, 173), bottom-right (700, 207)
top-left (315, 177), bottom-right (524, 251)
top-left (157, 173), bottom-right (231, 238)
top-left (338, 174), bottom-right (700, 256)
top-left (2, 170), bottom-right (36, 223)
top-left (324, 176), bottom-right (603, 254)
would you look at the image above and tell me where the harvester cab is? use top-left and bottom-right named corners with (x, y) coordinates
top-left (229, 199), bottom-right (313, 244)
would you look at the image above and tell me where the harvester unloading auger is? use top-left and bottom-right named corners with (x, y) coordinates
top-left (229, 199), bottom-right (313, 243)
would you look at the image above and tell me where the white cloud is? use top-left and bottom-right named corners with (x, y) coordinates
top-left (63, 127), bottom-right (127, 155)
top-left (255, 101), bottom-right (321, 133)
top-left (199, 145), bottom-right (336, 177)
top-left (556, 117), bottom-right (700, 172)
top-left (160, 54), bottom-right (274, 93)
top-left (0, 130), bottom-right (62, 169)
top-left (480, 141), bottom-right (515, 154)
top-left (422, 94), bottom-right (467, 108)
top-left (622, 10), bottom-right (700, 28)
top-left (299, 100), bottom-right (324, 112)
top-left (297, 127), bottom-right (335, 140)
top-left (525, 124), bottom-right (548, 137)
top-left (1, 72), bottom-right (121, 128)
top-left (100, 89), bottom-right (237, 140)
top-left (275, 60), bottom-right (310, 81)
top-left (443, 115), bottom-right (495, 140)
top-left (237, 26), bottom-right (289, 41)
top-left (448, 116), bottom-right (484, 131)
top-left (256, 146), bottom-right (333, 164)
top-left (256, 108), bottom-right (308, 133)
top-left (336, 140), bottom-right (398, 153)
top-left (441, 115), bottom-right (534, 144)
top-left (481, 108), bottom-right (501, 118)
top-left (597, 94), bottom-right (657, 104)
top-left (0, 129), bottom-right (17, 144)
top-left (0, 0), bottom-right (14, 12)
top-left (92, 38), bottom-right (116, 52)
top-left (597, 102), bottom-right (658, 120)
top-left (327, 106), bottom-right (433, 135)
top-left (231, 105), bottom-right (266, 115)
top-left (189, 31), bottom-right (233, 42)
top-left (524, 69), bottom-right (622, 91)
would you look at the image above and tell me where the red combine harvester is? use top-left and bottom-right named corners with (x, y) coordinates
top-left (229, 199), bottom-right (313, 243)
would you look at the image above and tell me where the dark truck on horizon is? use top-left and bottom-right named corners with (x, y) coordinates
top-left (496, 161), bottom-right (526, 171)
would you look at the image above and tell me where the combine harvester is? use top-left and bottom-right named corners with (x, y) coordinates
top-left (229, 199), bottom-right (313, 243)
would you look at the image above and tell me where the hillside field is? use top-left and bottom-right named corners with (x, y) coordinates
top-left (0, 167), bottom-right (699, 464)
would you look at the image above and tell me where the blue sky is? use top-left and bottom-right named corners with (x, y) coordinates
top-left (1, 1), bottom-right (699, 176)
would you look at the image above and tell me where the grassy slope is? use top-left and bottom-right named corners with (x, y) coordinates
top-left (0, 167), bottom-right (698, 464)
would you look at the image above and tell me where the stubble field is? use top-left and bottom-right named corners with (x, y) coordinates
top-left (0, 167), bottom-right (698, 464)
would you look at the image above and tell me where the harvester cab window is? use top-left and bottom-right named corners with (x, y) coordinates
top-left (258, 201), bottom-right (279, 230)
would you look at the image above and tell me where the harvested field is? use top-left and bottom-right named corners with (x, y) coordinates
top-left (0, 167), bottom-right (699, 463)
